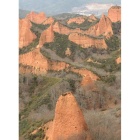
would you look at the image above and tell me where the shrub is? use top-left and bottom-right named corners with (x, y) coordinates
top-left (106, 35), bottom-right (120, 53)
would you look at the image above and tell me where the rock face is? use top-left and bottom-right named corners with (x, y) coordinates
top-left (116, 56), bottom-right (121, 64)
top-left (19, 48), bottom-right (69, 74)
top-left (19, 18), bottom-right (37, 48)
top-left (67, 17), bottom-right (85, 24)
top-left (37, 24), bottom-right (54, 48)
top-left (65, 48), bottom-right (71, 56)
top-left (50, 92), bottom-right (92, 140)
top-left (80, 74), bottom-right (96, 91)
top-left (26, 11), bottom-right (47, 24)
top-left (87, 13), bottom-right (113, 37)
top-left (71, 67), bottom-right (100, 81)
top-left (108, 6), bottom-right (121, 22)
top-left (89, 14), bottom-right (97, 20)
top-left (43, 17), bottom-right (54, 25)
top-left (69, 33), bottom-right (107, 49)
top-left (53, 22), bottom-right (84, 35)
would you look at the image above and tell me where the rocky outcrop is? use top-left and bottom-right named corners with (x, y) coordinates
top-left (43, 17), bottom-right (54, 25)
top-left (53, 22), bottom-right (84, 35)
top-left (19, 18), bottom-right (37, 48)
top-left (67, 17), bottom-right (86, 24)
top-left (116, 56), bottom-right (121, 64)
top-left (71, 67), bottom-right (100, 81)
top-left (37, 24), bottom-right (54, 48)
top-left (65, 48), bottom-right (71, 56)
top-left (19, 48), bottom-right (69, 74)
top-left (50, 92), bottom-right (92, 140)
top-left (89, 14), bottom-right (97, 20)
top-left (80, 74), bottom-right (96, 91)
top-left (69, 33), bottom-right (107, 49)
top-left (108, 6), bottom-right (121, 22)
top-left (26, 11), bottom-right (47, 24)
top-left (87, 13), bottom-right (113, 38)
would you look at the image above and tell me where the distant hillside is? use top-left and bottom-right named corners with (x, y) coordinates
top-left (53, 13), bottom-right (84, 20)
top-left (19, 9), bottom-right (53, 19)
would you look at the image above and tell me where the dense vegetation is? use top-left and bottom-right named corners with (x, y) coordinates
top-left (67, 19), bottom-right (99, 30)
top-left (112, 21), bottom-right (121, 34)
top-left (106, 35), bottom-right (120, 53)
top-left (43, 32), bottom-right (88, 59)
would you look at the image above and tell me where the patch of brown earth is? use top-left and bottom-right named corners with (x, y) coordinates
top-left (108, 6), bottom-right (121, 22)
top-left (43, 17), bottom-right (54, 25)
top-left (87, 13), bottom-right (113, 38)
top-left (19, 18), bottom-right (37, 48)
top-left (68, 32), bottom-right (107, 49)
top-left (116, 56), bottom-right (121, 64)
top-left (67, 17), bottom-right (86, 24)
top-left (19, 48), bottom-right (69, 74)
top-left (37, 24), bottom-right (54, 48)
top-left (65, 48), bottom-right (71, 56)
top-left (26, 11), bottom-right (47, 24)
top-left (50, 92), bottom-right (92, 140)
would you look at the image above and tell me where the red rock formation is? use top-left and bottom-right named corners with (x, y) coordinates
top-left (69, 32), bottom-right (107, 49)
top-left (108, 6), bottom-right (121, 22)
top-left (37, 24), bottom-right (54, 48)
top-left (26, 11), bottom-right (47, 24)
top-left (87, 13), bottom-right (113, 37)
top-left (43, 17), bottom-right (54, 25)
top-left (89, 14), bottom-right (97, 20)
top-left (53, 22), bottom-right (84, 35)
top-left (67, 17), bottom-right (86, 24)
top-left (81, 74), bottom-right (94, 86)
top-left (65, 48), bottom-right (71, 56)
top-left (71, 67), bottom-right (100, 81)
top-left (19, 48), bottom-right (69, 74)
top-left (19, 18), bottom-right (37, 48)
top-left (116, 56), bottom-right (121, 64)
top-left (50, 92), bottom-right (92, 140)
top-left (80, 74), bottom-right (97, 91)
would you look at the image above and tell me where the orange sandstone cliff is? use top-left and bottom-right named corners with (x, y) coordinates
top-left (37, 24), bottom-right (54, 48)
top-left (19, 18), bottom-right (37, 48)
top-left (19, 48), bottom-right (69, 74)
top-left (69, 32), bottom-right (107, 49)
top-left (53, 22), bottom-right (84, 35)
top-left (116, 56), bottom-right (121, 64)
top-left (71, 67), bottom-right (100, 81)
top-left (80, 74), bottom-right (97, 91)
top-left (108, 6), bottom-right (121, 22)
top-left (50, 92), bottom-right (92, 140)
top-left (43, 17), bottom-right (54, 25)
top-left (26, 11), bottom-right (47, 24)
top-left (87, 13), bottom-right (113, 37)
top-left (67, 17), bottom-right (86, 24)
top-left (89, 14), bottom-right (97, 20)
